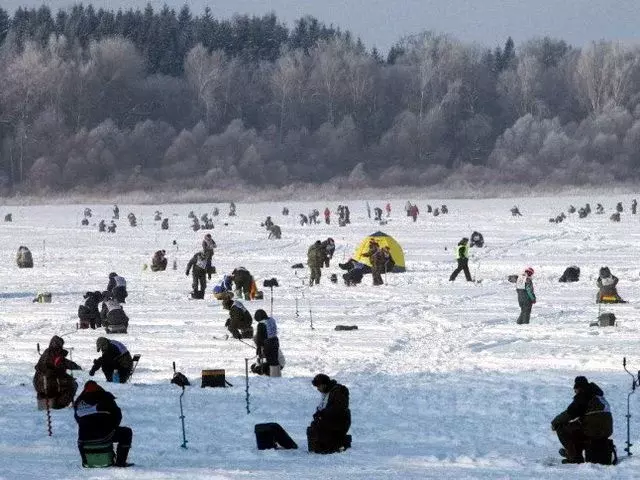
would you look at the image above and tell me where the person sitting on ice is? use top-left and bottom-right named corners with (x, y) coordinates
top-left (596, 267), bottom-right (626, 303)
top-left (551, 376), bottom-right (614, 465)
top-left (33, 335), bottom-right (82, 409)
top-left (307, 374), bottom-right (352, 454)
top-left (107, 272), bottom-right (128, 303)
top-left (100, 292), bottom-right (130, 333)
top-left (150, 250), bottom-right (167, 272)
top-left (74, 380), bottom-right (133, 467)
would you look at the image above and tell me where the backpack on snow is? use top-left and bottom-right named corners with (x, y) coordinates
top-left (559, 266), bottom-right (580, 283)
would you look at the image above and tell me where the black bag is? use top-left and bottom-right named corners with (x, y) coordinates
top-left (254, 423), bottom-right (298, 450)
top-left (335, 325), bottom-right (358, 331)
top-left (585, 438), bottom-right (617, 465)
top-left (598, 313), bottom-right (616, 327)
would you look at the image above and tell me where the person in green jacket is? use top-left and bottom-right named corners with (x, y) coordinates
top-left (449, 238), bottom-right (472, 282)
top-left (516, 267), bottom-right (536, 324)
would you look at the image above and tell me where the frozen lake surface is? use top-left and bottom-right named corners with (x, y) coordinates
top-left (1, 195), bottom-right (640, 479)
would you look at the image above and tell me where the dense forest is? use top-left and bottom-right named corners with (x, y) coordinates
top-left (1, 4), bottom-right (640, 195)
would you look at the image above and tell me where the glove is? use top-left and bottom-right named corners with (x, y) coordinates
top-left (89, 367), bottom-right (97, 376)
top-left (185, 271), bottom-right (190, 276)
top-left (208, 274), bottom-right (212, 280)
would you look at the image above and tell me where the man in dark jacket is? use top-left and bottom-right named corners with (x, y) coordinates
top-left (449, 238), bottom-right (472, 282)
top-left (202, 234), bottom-right (217, 278)
top-left (307, 374), bottom-right (351, 454)
top-left (90, 337), bottom-right (133, 384)
top-left (107, 272), bottom-right (128, 303)
top-left (100, 294), bottom-right (129, 333)
top-left (320, 238), bottom-right (336, 268)
top-left (186, 251), bottom-right (208, 299)
top-left (33, 335), bottom-right (82, 409)
top-left (74, 380), bottom-right (133, 467)
top-left (78, 291), bottom-right (103, 329)
top-left (223, 298), bottom-right (254, 339)
top-left (232, 267), bottom-right (253, 300)
top-left (551, 376), bottom-right (613, 464)
top-left (150, 250), bottom-right (167, 272)
top-left (254, 309), bottom-right (279, 368)
top-left (307, 240), bottom-right (324, 286)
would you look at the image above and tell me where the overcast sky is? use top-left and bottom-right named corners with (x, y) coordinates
top-left (6, 0), bottom-right (640, 52)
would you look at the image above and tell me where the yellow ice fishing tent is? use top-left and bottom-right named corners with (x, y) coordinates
top-left (353, 231), bottom-right (406, 272)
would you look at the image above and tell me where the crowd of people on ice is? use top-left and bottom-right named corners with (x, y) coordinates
top-left (20, 197), bottom-right (638, 467)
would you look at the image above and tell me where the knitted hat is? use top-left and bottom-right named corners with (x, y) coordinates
top-left (312, 373), bottom-right (331, 387)
top-left (96, 337), bottom-right (110, 352)
top-left (254, 309), bottom-right (268, 322)
top-left (83, 380), bottom-right (102, 393)
top-left (574, 376), bottom-right (589, 390)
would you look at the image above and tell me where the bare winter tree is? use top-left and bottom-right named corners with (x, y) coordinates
top-left (310, 39), bottom-right (348, 124)
top-left (270, 48), bottom-right (307, 143)
top-left (576, 41), bottom-right (640, 113)
top-left (185, 45), bottom-right (227, 129)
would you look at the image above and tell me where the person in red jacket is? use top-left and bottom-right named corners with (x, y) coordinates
top-left (324, 207), bottom-right (331, 225)
top-left (385, 203), bottom-right (391, 217)
top-left (409, 204), bottom-right (419, 222)
top-left (74, 380), bottom-right (133, 467)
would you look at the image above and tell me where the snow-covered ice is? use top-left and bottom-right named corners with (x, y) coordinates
top-left (1, 196), bottom-right (640, 479)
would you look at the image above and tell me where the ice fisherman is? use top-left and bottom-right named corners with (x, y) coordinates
top-left (551, 376), bottom-right (613, 465)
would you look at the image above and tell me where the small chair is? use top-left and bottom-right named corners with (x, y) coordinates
top-left (80, 442), bottom-right (114, 468)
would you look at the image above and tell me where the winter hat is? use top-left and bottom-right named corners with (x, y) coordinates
top-left (525, 267), bottom-right (534, 276)
top-left (574, 376), bottom-right (589, 390)
top-left (96, 337), bottom-right (110, 352)
top-left (49, 335), bottom-right (64, 349)
top-left (599, 267), bottom-right (611, 277)
top-left (109, 272), bottom-right (117, 278)
top-left (312, 374), bottom-right (331, 387)
top-left (254, 309), bottom-right (268, 322)
top-left (83, 380), bottom-right (102, 393)
top-left (222, 298), bottom-right (233, 310)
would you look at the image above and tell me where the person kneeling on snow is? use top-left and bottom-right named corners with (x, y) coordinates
top-left (251, 349), bottom-right (285, 375)
top-left (90, 338), bottom-right (133, 384)
top-left (254, 309), bottom-right (280, 368)
top-left (222, 298), bottom-right (254, 339)
top-left (551, 376), bottom-right (614, 464)
top-left (213, 274), bottom-right (234, 300)
top-left (74, 380), bottom-right (133, 467)
top-left (596, 267), bottom-right (625, 303)
top-left (307, 374), bottom-right (352, 454)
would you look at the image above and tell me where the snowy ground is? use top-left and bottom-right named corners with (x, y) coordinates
top-left (2, 196), bottom-right (640, 479)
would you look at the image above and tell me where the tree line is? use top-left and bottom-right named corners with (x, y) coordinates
top-left (1, 4), bottom-right (640, 195)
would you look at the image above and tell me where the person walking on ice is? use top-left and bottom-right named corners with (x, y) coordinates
top-left (449, 237), bottom-right (473, 282)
